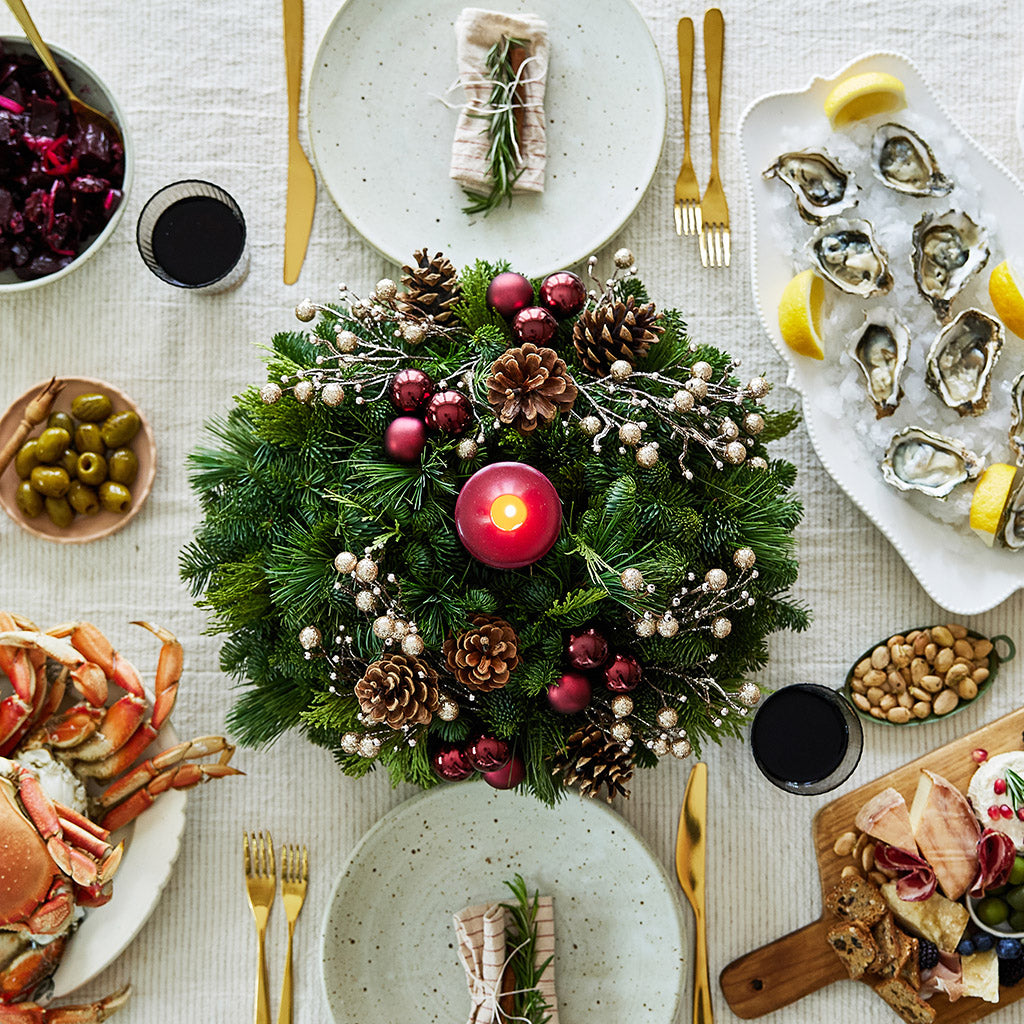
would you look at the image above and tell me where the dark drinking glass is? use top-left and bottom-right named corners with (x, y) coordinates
top-left (750, 684), bottom-right (863, 795)
top-left (137, 180), bottom-right (248, 292)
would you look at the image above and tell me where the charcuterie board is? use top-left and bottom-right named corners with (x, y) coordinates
top-left (720, 707), bottom-right (1024, 1020)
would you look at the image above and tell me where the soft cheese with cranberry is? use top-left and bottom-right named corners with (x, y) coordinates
top-left (967, 751), bottom-right (1024, 850)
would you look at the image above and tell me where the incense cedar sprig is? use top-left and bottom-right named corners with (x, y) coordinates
top-left (501, 874), bottom-right (554, 1024)
top-left (462, 35), bottom-right (529, 216)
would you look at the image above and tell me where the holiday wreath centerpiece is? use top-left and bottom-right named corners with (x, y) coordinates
top-left (182, 248), bottom-right (808, 801)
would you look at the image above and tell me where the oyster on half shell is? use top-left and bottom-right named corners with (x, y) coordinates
top-left (1010, 371), bottom-right (1024, 461)
top-left (1004, 476), bottom-right (1024, 551)
top-left (881, 427), bottom-right (984, 499)
top-left (809, 217), bottom-right (893, 298)
top-left (850, 309), bottom-right (910, 418)
top-left (763, 149), bottom-right (858, 223)
top-left (925, 308), bottom-right (1004, 417)
top-left (912, 210), bottom-right (990, 323)
top-left (871, 123), bottom-right (953, 197)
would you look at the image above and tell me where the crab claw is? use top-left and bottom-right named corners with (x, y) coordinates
top-left (0, 983), bottom-right (131, 1022)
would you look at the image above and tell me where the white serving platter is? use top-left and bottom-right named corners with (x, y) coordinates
top-left (740, 51), bottom-right (1024, 615)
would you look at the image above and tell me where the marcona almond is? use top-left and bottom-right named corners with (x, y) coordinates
top-left (958, 678), bottom-right (979, 700)
top-left (905, 630), bottom-right (922, 643)
top-left (897, 691), bottom-right (915, 709)
top-left (920, 674), bottom-right (944, 694)
top-left (931, 625), bottom-right (954, 647)
top-left (909, 686), bottom-right (931, 703)
top-left (924, 642), bottom-right (938, 664)
top-left (887, 706), bottom-right (911, 724)
top-left (973, 668), bottom-right (990, 684)
top-left (933, 690), bottom-right (959, 715)
top-left (863, 669), bottom-right (887, 688)
top-left (891, 645), bottom-right (912, 669)
top-left (911, 658), bottom-right (929, 684)
top-left (851, 677), bottom-right (868, 694)
top-left (867, 686), bottom-right (885, 704)
top-left (944, 663), bottom-right (969, 687)
top-left (933, 647), bottom-right (954, 674)
top-left (853, 693), bottom-right (871, 712)
top-left (853, 832), bottom-right (869, 860)
top-left (912, 701), bottom-right (931, 719)
top-left (841, 865), bottom-right (861, 879)
top-left (953, 639), bottom-right (974, 660)
top-left (913, 634), bottom-right (929, 656)
top-left (854, 657), bottom-right (872, 678)
top-left (887, 671), bottom-right (905, 693)
top-left (948, 624), bottom-right (968, 640)
top-left (869, 870), bottom-right (889, 886)
top-left (862, 843), bottom-right (876, 872)
top-left (871, 646), bottom-right (891, 670)
top-left (869, 707), bottom-right (887, 720)
top-left (973, 639), bottom-right (993, 658)
top-left (833, 831), bottom-right (858, 856)
top-left (879, 694), bottom-right (897, 711)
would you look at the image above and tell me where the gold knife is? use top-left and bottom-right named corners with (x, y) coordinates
top-left (677, 761), bottom-right (713, 1024)
top-left (283, 0), bottom-right (316, 284)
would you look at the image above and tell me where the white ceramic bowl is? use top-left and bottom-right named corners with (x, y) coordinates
top-left (0, 37), bottom-right (133, 293)
top-left (966, 892), bottom-right (1024, 942)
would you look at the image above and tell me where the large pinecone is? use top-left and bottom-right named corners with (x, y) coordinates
top-left (442, 615), bottom-right (519, 692)
top-left (354, 654), bottom-right (439, 728)
top-left (572, 296), bottom-right (663, 377)
top-left (554, 724), bottom-right (634, 801)
top-left (486, 343), bottom-right (578, 434)
top-left (396, 249), bottom-right (461, 326)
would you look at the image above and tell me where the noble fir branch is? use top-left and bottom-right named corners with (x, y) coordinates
top-left (454, 259), bottom-right (512, 331)
top-left (501, 874), bottom-right (555, 1024)
top-left (462, 36), bottom-right (530, 216)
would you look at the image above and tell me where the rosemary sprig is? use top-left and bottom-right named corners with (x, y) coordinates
top-left (1005, 767), bottom-right (1024, 811)
top-left (462, 35), bottom-right (528, 216)
top-left (501, 873), bottom-right (554, 1024)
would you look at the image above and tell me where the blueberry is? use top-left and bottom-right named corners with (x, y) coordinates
top-left (957, 937), bottom-right (976, 956)
top-left (973, 933), bottom-right (994, 952)
top-left (997, 938), bottom-right (1023, 960)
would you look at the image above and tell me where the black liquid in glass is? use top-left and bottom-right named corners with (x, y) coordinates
top-left (750, 685), bottom-right (849, 785)
top-left (150, 196), bottom-right (245, 287)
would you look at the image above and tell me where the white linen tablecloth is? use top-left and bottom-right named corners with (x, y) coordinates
top-left (1, 1), bottom-right (1022, 1021)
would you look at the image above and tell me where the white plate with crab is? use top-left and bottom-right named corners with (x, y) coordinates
top-left (740, 51), bottom-right (1024, 614)
top-left (0, 620), bottom-right (238, 1004)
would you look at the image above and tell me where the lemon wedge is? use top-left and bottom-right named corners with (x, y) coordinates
top-left (823, 72), bottom-right (907, 128)
top-left (778, 269), bottom-right (826, 359)
top-left (988, 260), bottom-right (1024, 339)
top-left (970, 463), bottom-right (1019, 546)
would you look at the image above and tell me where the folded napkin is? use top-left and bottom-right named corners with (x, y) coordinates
top-left (454, 897), bottom-right (559, 1024)
top-left (449, 7), bottom-right (549, 196)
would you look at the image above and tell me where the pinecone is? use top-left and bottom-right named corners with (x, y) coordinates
top-left (554, 724), bottom-right (634, 801)
top-left (442, 615), bottom-right (520, 692)
top-left (396, 249), bottom-right (461, 326)
top-left (486, 343), bottom-right (578, 434)
top-left (572, 296), bottom-right (663, 377)
top-left (354, 654), bottom-right (439, 728)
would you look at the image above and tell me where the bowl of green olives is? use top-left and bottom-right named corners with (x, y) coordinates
top-left (0, 376), bottom-right (155, 542)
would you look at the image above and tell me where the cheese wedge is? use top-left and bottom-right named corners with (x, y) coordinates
top-left (880, 882), bottom-right (968, 953)
top-left (855, 787), bottom-right (918, 853)
top-left (961, 948), bottom-right (999, 1003)
top-left (908, 770), bottom-right (981, 901)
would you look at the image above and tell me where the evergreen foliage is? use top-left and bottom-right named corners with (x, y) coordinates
top-left (182, 258), bottom-right (809, 801)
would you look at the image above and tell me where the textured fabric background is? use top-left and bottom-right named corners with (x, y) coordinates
top-left (1, 1), bottom-right (1022, 1021)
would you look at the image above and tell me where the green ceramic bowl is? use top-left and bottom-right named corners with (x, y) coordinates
top-left (843, 628), bottom-right (1016, 727)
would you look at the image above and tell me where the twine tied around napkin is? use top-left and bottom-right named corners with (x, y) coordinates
top-left (453, 895), bottom-right (558, 1024)
top-left (448, 8), bottom-right (549, 197)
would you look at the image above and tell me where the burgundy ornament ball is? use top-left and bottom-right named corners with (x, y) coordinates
top-left (566, 628), bottom-right (609, 670)
top-left (466, 732), bottom-right (512, 773)
top-left (511, 305), bottom-right (558, 346)
top-left (539, 271), bottom-right (587, 319)
top-left (483, 753), bottom-right (526, 789)
top-left (546, 671), bottom-right (592, 714)
top-left (604, 653), bottom-right (642, 692)
top-left (384, 416), bottom-right (428, 463)
top-left (431, 741), bottom-right (475, 782)
top-left (424, 390), bottom-right (471, 434)
top-left (389, 368), bottom-right (434, 413)
top-left (486, 272), bottom-right (535, 318)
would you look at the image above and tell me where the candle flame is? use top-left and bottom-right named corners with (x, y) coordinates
top-left (489, 493), bottom-right (528, 532)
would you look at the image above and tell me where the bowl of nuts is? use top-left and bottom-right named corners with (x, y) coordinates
top-left (844, 625), bottom-right (1015, 726)
top-left (0, 376), bottom-right (155, 542)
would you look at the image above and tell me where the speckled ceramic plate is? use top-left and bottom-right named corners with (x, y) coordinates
top-left (320, 784), bottom-right (686, 1024)
top-left (308, 0), bottom-right (666, 277)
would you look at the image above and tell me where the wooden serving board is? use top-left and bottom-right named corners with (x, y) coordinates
top-left (720, 707), bottom-right (1024, 1021)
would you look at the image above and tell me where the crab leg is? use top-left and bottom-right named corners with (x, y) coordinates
top-left (0, 630), bottom-right (106, 708)
top-left (0, 615), bottom-right (37, 755)
top-left (99, 745), bottom-right (243, 832)
top-left (0, 984), bottom-right (131, 1023)
top-left (7, 667), bottom-right (65, 755)
top-left (62, 623), bottom-right (182, 772)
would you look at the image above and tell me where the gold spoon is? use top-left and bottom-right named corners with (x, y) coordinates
top-left (4, 0), bottom-right (124, 149)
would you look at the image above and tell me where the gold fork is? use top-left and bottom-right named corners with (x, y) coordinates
top-left (698, 8), bottom-right (730, 268)
top-left (244, 831), bottom-right (276, 1024)
top-left (277, 844), bottom-right (309, 1024)
top-left (673, 17), bottom-right (701, 237)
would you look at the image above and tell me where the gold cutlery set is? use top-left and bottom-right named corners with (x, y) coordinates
top-left (243, 832), bottom-right (309, 1024)
top-left (675, 9), bottom-right (730, 268)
